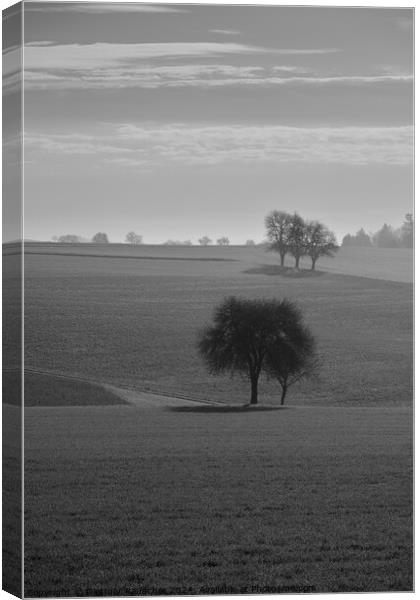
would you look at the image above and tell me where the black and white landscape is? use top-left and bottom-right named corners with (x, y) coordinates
top-left (3, 2), bottom-right (413, 596)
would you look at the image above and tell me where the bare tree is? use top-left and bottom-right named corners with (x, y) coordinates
top-left (57, 234), bottom-right (82, 243)
top-left (163, 239), bottom-right (192, 246)
top-left (125, 231), bottom-right (143, 245)
top-left (265, 210), bottom-right (291, 266)
top-left (217, 237), bottom-right (230, 246)
top-left (399, 213), bottom-right (414, 248)
top-left (198, 296), bottom-right (316, 405)
top-left (372, 224), bottom-right (398, 248)
top-left (92, 232), bottom-right (109, 243)
top-left (341, 228), bottom-right (372, 247)
top-left (287, 212), bottom-right (306, 269)
top-left (198, 236), bottom-right (212, 246)
top-left (305, 221), bottom-right (339, 270)
top-left (265, 320), bottom-right (318, 405)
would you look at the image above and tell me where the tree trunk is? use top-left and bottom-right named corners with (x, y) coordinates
top-left (280, 385), bottom-right (288, 405)
top-left (280, 253), bottom-right (285, 267)
top-left (311, 257), bottom-right (316, 271)
top-left (295, 255), bottom-right (300, 269)
top-left (250, 377), bottom-right (258, 404)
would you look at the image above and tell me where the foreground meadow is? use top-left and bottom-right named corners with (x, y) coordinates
top-left (23, 402), bottom-right (412, 596)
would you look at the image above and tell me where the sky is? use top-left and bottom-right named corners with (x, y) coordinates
top-left (5, 1), bottom-right (414, 243)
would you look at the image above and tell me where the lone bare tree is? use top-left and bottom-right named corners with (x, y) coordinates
top-left (265, 210), bottom-right (291, 266)
top-left (287, 213), bottom-right (307, 269)
top-left (305, 221), bottom-right (339, 270)
top-left (265, 317), bottom-right (317, 404)
top-left (57, 234), bottom-right (81, 243)
top-left (217, 237), bottom-right (230, 246)
top-left (92, 232), bottom-right (109, 243)
top-left (198, 236), bottom-right (212, 246)
top-left (126, 231), bottom-right (143, 245)
top-left (198, 296), bottom-right (316, 405)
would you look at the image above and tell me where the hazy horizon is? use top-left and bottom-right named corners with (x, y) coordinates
top-left (4, 2), bottom-right (414, 243)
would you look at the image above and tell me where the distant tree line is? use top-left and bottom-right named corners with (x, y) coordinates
top-left (52, 231), bottom-right (145, 244)
top-left (265, 210), bottom-right (339, 270)
top-left (342, 214), bottom-right (413, 249)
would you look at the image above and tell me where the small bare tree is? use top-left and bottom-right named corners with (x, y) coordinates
top-left (265, 322), bottom-right (318, 404)
top-left (217, 237), bottom-right (230, 246)
top-left (198, 236), bottom-right (212, 246)
top-left (305, 221), bottom-right (339, 270)
top-left (126, 231), bottom-right (143, 245)
top-left (265, 210), bottom-right (291, 266)
top-left (92, 232), bottom-right (109, 243)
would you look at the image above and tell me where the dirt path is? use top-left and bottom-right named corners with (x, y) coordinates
top-left (23, 367), bottom-right (217, 408)
top-left (103, 384), bottom-right (215, 408)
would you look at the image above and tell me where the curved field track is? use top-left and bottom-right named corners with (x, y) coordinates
top-left (20, 368), bottom-right (217, 408)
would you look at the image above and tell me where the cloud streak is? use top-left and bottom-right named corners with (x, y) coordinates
top-left (210, 29), bottom-right (241, 36)
top-left (25, 2), bottom-right (186, 13)
top-left (23, 66), bottom-right (413, 91)
top-left (24, 41), bottom-right (341, 71)
top-left (20, 40), bottom-right (411, 92)
top-left (25, 123), bottom-right (413, 168)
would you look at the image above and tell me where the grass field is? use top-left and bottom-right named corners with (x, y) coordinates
top-left (24, 402), bottom-right (412, 596)
top-left (13, 242), bottom-right (413, 594)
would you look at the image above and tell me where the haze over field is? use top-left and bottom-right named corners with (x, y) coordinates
top-left (4, 3), bottom-right (413, 243)
top-left (2, 4), bottom-right (413, 596)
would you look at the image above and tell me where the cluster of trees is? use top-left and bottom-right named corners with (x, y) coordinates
top-left (52, 234), bottom-right (83, 244)
top-left (265, 211), bottom-right (339, 270)
top-left (342, 214), bottom-right (413, 249)
top-left (198, 296), bottom-right (317, 405)
top-left (164, 237), bottom-right (232, 246)
top-left (53, 231), bottom-right (145, 244)
top-left (52, 232), bottom-right (110, 243)
top-left (198, 236), bottom-right (230, 246)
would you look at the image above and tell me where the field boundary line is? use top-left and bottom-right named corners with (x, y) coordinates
top-left (19, 367), bottom-right (222, 406)
top-left (23, 251), bottom-right (236, 263)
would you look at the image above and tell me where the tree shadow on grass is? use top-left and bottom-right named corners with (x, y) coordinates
top-left (167, 404), bottom-right (289, 413)
top-left (243, 265), bottom-right (325, 277)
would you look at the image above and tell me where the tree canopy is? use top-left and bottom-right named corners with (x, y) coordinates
top-left (198, 236), bottom-right (212, 246)
top-left (198, 296), bottom-right (316, 405)
top-left (305, 221), bottom-right (339, 270)
top-left (126, 231), bottom-right (143, 245)
top-left (92, 232), bottom-right (109, 243)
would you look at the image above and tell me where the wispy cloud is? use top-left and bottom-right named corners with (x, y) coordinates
top-left (24, 41), bottom-right (341, 70)
top-left (24, 41), bottom-right (288, 72)
top-left (23, 60), bottom-right (412, 92)
top-left (20, 41), bottom-right (348, 92)
top-left (25, 123), bottom-right (413, 167)
top-left (25, 2), bottom-right (186, 13)
top-left (210, 29), bottom-right (241, 36)
top-left (3, 46), bottom-right (22, 94)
